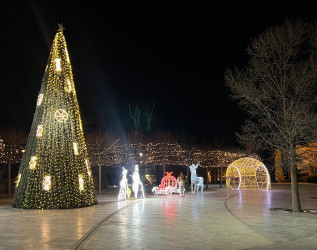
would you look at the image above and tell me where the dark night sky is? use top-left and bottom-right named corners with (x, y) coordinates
top-left (1, 1), bottom-right (316, 147)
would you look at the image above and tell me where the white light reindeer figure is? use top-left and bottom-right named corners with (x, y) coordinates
top-left (118, 167), bottom-right (128, 201)
top-left (132, 165), bottom-right (145, 199)
top-left (189, 164), bottom-right (204, 192)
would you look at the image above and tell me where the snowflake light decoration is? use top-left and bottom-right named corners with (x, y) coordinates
top-left (55, 109), bottom-right (68, 122)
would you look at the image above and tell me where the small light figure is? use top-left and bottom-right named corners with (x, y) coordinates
top-left (73, 142), bottom-right (79, 155)
top-left (54, 109), bottom-right (68, 122)
top-left (15, 173), bottom-right (21, 187)
top-left (43, 175), bottom-right (51, 191)
top-left (139, 152), bottom-right (143, 156)
top-left (132, 164), bottom-right (145, 199)
top-left (66, 78), bottom-right (72, 92)
top-left (37, 94), bottom-right (44, 106)
top-left (36, 125), bottom-right (43, 137)
top-left (79, 174), bottom-right (84, 191)
top-left (29, 156), bottom-right (38, 170)
top-left (55, 58), bottom-right (62, 71)
top-left (118, 167), bottom-right (128, 201)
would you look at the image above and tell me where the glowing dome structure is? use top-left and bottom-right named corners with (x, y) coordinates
top-left (226, 157), bottom-right (271, 190)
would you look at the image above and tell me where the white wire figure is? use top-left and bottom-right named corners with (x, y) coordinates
top-left (118, 167), bottom-right (128, 201)
top-left (189, 164), bottom-right (204, 192)
top-left (132, 164), bottom-right (145, 199)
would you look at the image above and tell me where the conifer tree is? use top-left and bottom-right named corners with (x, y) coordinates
top-left (13, 24), bottom-right (97, 209)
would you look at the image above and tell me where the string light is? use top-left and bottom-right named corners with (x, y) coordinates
top-left (87, 142), bottom-right (253, 168)
top-left (226, 157), bottom-right (271, 190)
top-left (160, 172), bottom-right (178, 188)
top-left (296, 142), bottom-right (317, 174)
top-left (13, 25), bottom-right (97, 209)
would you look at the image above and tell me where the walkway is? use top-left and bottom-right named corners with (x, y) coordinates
top-left (0, 184), bottom-right (316, 249)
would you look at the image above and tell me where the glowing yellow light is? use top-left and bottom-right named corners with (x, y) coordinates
top-left (79, 174), bottom-right (84, 191)
top-left (36, 125), bottom-right (43, 137)
top-left (12, 25), bottom-right (98, 209)
top-left (29, 156), bottom-right (38, 170)
top-left (65, 48), bottom-right (70, 62)
top-left (16, 173), bottom-right (21, 187)
top-left (73, 142), bottom-right (79, 155)
top-left (55, 58), bottom-right (61, 71)
top-left (37, 94), bottom-right (44, 106)
top-left (55, 109), bottom-right (68, 122)
top-left (226, 157), bottom-right (271, 190)
top-left (43, 175), bottom-right (51, 191)
top-left (145, 174), bottom-right (153, 185)
top-left (65, 78), bottom-right (72, 92)
top-left (85, 159), bottom-right (91, 176)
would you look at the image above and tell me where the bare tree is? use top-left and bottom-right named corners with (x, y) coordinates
top-left (225, 19), bottom-right (317, 212)
top-left (0, 128), bottom-right (27, 198)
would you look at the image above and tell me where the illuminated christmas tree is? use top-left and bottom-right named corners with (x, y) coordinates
top-left (13, 24), bottom-right (97, 209)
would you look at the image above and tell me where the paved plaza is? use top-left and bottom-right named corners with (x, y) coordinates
top-left (0, 183), bottom-right (317, 250)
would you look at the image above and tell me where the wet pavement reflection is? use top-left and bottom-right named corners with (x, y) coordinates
top-left (0, 184), bottom-right (316, 249)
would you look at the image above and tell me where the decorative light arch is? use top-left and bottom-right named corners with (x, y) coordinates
top-left (226, 157), bottom-right (271, 190)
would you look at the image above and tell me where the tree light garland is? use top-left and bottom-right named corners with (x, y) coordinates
top-left (13, 24), bottom-right (97, 209)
